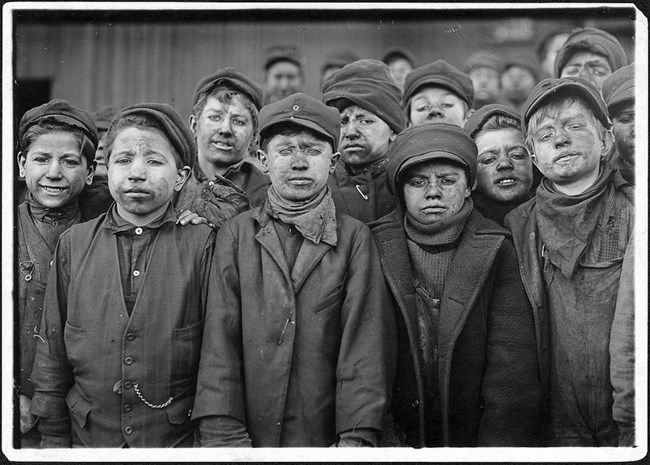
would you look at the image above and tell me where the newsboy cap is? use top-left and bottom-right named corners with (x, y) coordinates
top-left (463, 51), bottom-right (504, 74)
top-left (554, 27), bottom-right (628, 77)
top-left (403, 60), bottom-right (474, 111)
top-left (264, 44), bottom-right (303, 71)
top-left (322, 59), bottom-right (405, 133)
top-left (381, 47), bottom-right (417, 68)
top-left (111, 103), bottom-right (197, 167)
top-left (321, 50), bottom-right (360, 75)
top-left (602, 63), bottom-right (635, 115)
top-left (521, 77), bottom-right (611, 135)
top-left (19, 99), bottom-right (99, 163)
top-left (386, 122), bottom-right (478, 197)
top-left (193, 67), bottom-right (264, 111)
top-left (503, 53), bottom-right (541, 82)
top-left (258, 93), bottom-right (341, 150)
top-left (464, 103), bottom-right (521, 139)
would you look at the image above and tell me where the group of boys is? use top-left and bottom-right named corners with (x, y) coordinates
top-left (15, 25), bottom-right (636, 449)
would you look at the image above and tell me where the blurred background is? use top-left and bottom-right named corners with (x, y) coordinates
top-left (11, 6), bottom-right (637, 138)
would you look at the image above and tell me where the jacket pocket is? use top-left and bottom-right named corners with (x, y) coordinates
top-left (66, 384), bottom-right (92, 429)
top-left (315, 282), bottom-right (345, 313)
top-left (172, 321), bottom-right (203, 380)
top-left (165, 393), bottom-right (194, 426)
top-left (64, 321), bottom-right (86, 339)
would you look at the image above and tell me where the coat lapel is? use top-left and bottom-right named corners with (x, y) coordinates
top-left (290, 239), bottom-right (331, 294)
top-left (254, 213), bottom-right (292, 286)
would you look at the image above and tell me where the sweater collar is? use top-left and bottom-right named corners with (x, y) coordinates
top-left (404, 197), bottom-right (473, 250)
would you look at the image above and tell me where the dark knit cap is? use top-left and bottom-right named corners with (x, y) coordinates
top-left (403, 60), bottom-right (474, 110)
top-left (19, 99), bottom-right (99, 163)
top-left (381, 47), bottom-right (417, 68)
top-left (521, 77), bottom-right (611, 135)
top-left (321, 50), bottom-right (360, 74)
top-left (503, 53), bottom-right (541, 81)
top-left (193, 67), bottom-right (264, 111)
top-left (602, 63), bottom-right (635, 115)
top-left (259, 93), bottom-right (341, 150)
top-left (112, 103), bottom-right (197, 167)
top-left (464, 103), bottom-right (521, 139)
top-left (386, 122), bottom-right (478, 196)
top-left (264, 44), bottom-right (303, 70)
top-left (464, 51), bottom-right (504, 74)
top-left (554, 27), bottom-right (628, 77)
top-left (90, 106), bottom-right (117, 132)
top-left (322, 59), bottom-right (405, 133)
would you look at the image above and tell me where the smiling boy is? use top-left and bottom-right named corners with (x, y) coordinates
top-left (29, 103), bottom-right (219, 448)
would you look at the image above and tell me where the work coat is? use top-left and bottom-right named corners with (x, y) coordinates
top-left (192, 204), bottom-right (397, 446)
top-left (370, 208), bottom-right (542, 447)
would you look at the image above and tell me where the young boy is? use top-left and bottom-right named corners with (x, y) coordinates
top-left (403, 60), bottom-right (474, 127)
top-left (29, 103), bottom-right (221, 448)
top-left (16, 99), bottom-right (98, 448)
top-left (192, 93), bottom-right (397, 447)
top-left (504, 77), bottom-right (634, 446)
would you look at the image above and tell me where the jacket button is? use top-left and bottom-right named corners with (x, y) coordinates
top-left (124, 426), bottom-right (133, 435)
top-left (134, 227), bottom-right (143, 235)
top-left (412, 399), bottom-right (419, 408)
top-left (126, 333), bottom-right (135, 341)
top-left (123, 381), bottom-right (132, 390)
top-left (124, 356), bottom-right (133, 365)
top-left (124, 404), bottom-right (132, 412)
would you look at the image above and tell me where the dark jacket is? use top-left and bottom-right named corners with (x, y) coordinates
top-left (30, 210), bottom-right (215, 447)
top-left (192, 204), bottom-right (397, 446)
top-left (370, 207), bottom-right (542, 447)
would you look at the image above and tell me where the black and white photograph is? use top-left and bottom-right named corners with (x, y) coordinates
top-left (2, 2), bottom-right (647, 462)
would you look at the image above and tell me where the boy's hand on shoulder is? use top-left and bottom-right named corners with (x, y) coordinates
top-left (176, 210), bottom-right (211, 228)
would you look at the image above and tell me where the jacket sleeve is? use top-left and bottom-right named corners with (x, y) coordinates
top-left (29, 229), bottom-right (75, 445)
top-left (191, 219), bottom-right (249, 445)
top-left (335, 225), bottom-right (398, 437)
top-left (478, 238), bottom-right (543, 446)
top-left (610, 229), bottom-right (635, 446)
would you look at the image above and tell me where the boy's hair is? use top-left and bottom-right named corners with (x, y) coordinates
top-left (474, 113), bottom-right (521, 140)
top-left (259, 122), bottom-right (332, 153)
top-left (104, 113), bottom-right (183, 168)
top-left (525, 95), bottom-right (605, 152)
top-left (192, 86), bottom-right (259, 157)
top-left (20, 118), bottom-right (96, 165)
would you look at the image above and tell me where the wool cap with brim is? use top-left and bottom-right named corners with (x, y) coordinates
top-left (264, 44), bottom-right (303, 70)
top-left (90, 106), bottom-right (117, 133)
top-left (503, 53), bottom-right (541, 82)
top-left (193, 67), bottom-right (264, 111)
top-left (381, 47), bottom-right (417, 67)
top-left (321, 59), bottom-right (405, 134)
top-left (464, 103), bottom-right (521, 139)
top-left (113, 103), bottom-right (197, 167)
top-left (403, 60), bottom-right (474, 110)
top-left (554, 27), bottom-right (628, 77)
top-left (521, 76), bottom-right (611, 135)
top-left (386, 122), bottom-right (477, 197)
top-left (464, 51), bottom-right (504, 74)
top-left (259, 93), bottom-right (341, 150)
top-left (321, 50), bottom-right (360, 74)
top-left (19, 99), bottom-right (99, 162)
top-left (602, 63), bottom-right (635, 115)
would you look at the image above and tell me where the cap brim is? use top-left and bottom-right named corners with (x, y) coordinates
top-left (260, 116), bottom-right (335, 147)
top-left (396, 151), bottom-right (469, 181)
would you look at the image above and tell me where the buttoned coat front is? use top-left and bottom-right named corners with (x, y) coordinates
top-left (192, 204), bottom-right (397, 446)
top-left (370, 208), bottom-right (542, 447)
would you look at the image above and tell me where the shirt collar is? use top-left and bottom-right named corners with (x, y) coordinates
top-left (103, 202), bottom-right (176, 234)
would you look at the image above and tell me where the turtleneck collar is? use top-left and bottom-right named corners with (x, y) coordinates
top-left (404, 197), bottom-right (473, 251)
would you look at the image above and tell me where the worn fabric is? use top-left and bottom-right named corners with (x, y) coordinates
top-left (193, 67), bottom-right (264, 111)
top-left (192, 204), bottom-right (398, 447)
top-left (30, 206), bottom-right (216, 447)
top-left (602, 63), bottom-right (634, 114)
top-left (554, 27), bottom-right (628, 77)
top-left (471, 189), bottom-right (530, 226)
top-left (266, 186), bottom-right (337, 246)
top-left (328, 159), bottom-right (397, 224)
top-left (403, 60), bottom-right (474, 110)
top-left (504, 168), bottom-right (634, 446)
top-left (371, 207), bottom-right (542, 447)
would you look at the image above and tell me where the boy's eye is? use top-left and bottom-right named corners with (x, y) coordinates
top-left (415, 105), bottom-right (430, 112)
top-left (113, 156), bottom-right (131, 164)
top-left (479, 156), bottom-right (496, 165)
top-left (32, 156), bottom-right (49, 163)
top-left (538, 132), bottom-right (552, 142)
top-left (307, 148), bottom-right (322, 156)
top-left (62, 159), bottom-right (81, 167)
top-left (440, 178), bottom-right (456, 185)
top-left (510, 150), bottom-right (528, 160)
top-left (408, 178), bottom-right (426, 188)
top-left (208, 114), bottom-right (221, 122)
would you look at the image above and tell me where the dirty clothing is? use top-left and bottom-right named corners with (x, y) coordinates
top-left (328, 158), bottom-right (397, 224)
top-left (192, 202), bottom-right (397, 447)
top-left (371, 206), bottom-right (541, 447)
top-left (504, 166), bottom-right (634, 446)
top-left (471, 189), bottom-right (533, 226)
top-left (30, 204), bottom-right (216, 447)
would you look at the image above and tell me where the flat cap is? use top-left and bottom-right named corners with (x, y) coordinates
top-left (112, 103), bottom-right (197, 167)
top-left (521, 77), bottom-right (611, 135)
top-left (464, 51), bottom-right (504, 74)
top-left (555, 27), bottom-right (628, 77)
top-left (19, 99), bottom-right (99, 162)
top-left (322, 59), bottom-right (405, 133)
top-left (387, 122), bottom-right (477, 196)
top-left (193, 67), bottom-right (264, 111)
top-left (381, 47), bottom-right (417, 67)
top-left (259, 93), bottom-right (341, 150)
top-left (321, 50), bottom-right (360, 74)
top-left (464, 103), bottom-right (521, 139)
top-left (602, 63), bottom-right (635, 114)
top-left (503, 53), bottom-right (541, 82)
top-left (403, 60), bottom-right (474, 110)
top-left (264, 44), bottom-right (303, 70)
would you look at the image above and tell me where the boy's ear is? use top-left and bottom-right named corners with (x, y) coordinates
top-left (601, 129), bottom-right (614, 158)
top-left (17, 151), bottom-right (26, 177)
top-left (174, 166), bottom-right (191, 192)
top-left (188, 114), bottom-right (197, 137)
top-left (85, 160), bottom-right (96, 186)
top-left (464, 108), bottom-right (475, 124)
top-left (257, 149), bottom-right (269, 173)
top-left (329, 152), bottom-right (340, 174)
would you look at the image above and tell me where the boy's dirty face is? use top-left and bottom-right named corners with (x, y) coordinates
top-left (612, 103), bottom-right (635, 165)
top-left (108, 127), bottom-right (189, 225)
top-left (409, 85), bottom-right (468, 127)
top-left (18, 131), bottom-right (94, 209)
